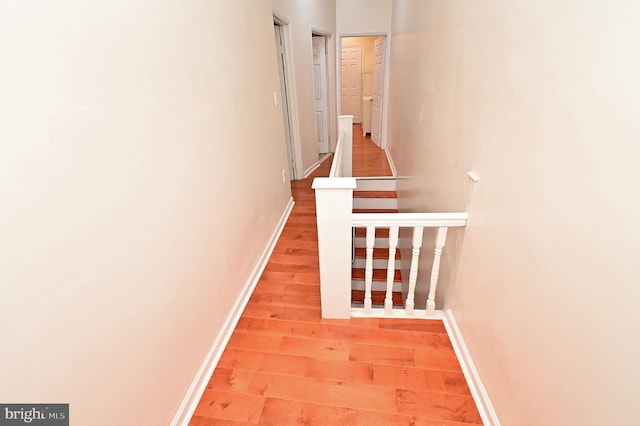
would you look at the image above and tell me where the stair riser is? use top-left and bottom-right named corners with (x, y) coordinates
top-left (353, 258), bottom-right (403, 269)
top-left (355, 178), bottom-right (397, 191)
top-left (354, 237), bottom-right (389, 248)
top-left (351, 180), bottom-right (404, 305)
top-left (353, 198), bottom-right (398, 210)
top-left (352, 280), bottom-right (403, 292)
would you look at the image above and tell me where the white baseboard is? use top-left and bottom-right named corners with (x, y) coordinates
top-left (303, 160), bottom-right (321, 179)
top-left (443, 309), bottom-right (500, 426)
top-left (170, 197), bottom-right (295, 426)
top-left (384, 147), bottom-right (397, 177)
top-left (319, 152), bottom-right (332, 165)
top-left (351, 307), bottom-right (444, 319)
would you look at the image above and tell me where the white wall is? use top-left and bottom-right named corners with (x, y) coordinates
top-left (272, 0), bottom-right (337, 176)
top-left (0, 1), bottom-right (291, 424)
top-left (389, 0), bottom-right (640, 424)
top-left (337, 0), bottom-right (393, 34)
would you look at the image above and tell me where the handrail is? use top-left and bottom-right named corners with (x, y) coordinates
top-left (312, 115), bottom-right (354, 318)
top-left (329, 127), bottom-right (345, 178)
top-left (352, 212), bottom-right (468, 228)
top-left (351, 211), bottom-right (468, 318)
top-left (314, 112), bottom-right (468, 319)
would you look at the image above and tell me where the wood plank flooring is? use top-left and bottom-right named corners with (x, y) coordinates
top-left (189, 126), bottom-right (481, 425)
top-left (352, 126), bottom-right (393, 177)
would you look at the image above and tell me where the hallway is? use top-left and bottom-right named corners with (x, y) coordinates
top-left (189, 128), bottom-right (481, 425)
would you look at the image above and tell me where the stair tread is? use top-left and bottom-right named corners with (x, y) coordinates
top-left (354, 227), bottom-right (390, 237)
top-left (352, 290), bottom-right (403, 307)
top-left (352, 268), bottom-right (402, 282)
top-left (353, 208), bottom-right (398, 214)
top-left (354, 247), bottom-right (401, 259)
top-left (353, 191), bottom-right (398, 199)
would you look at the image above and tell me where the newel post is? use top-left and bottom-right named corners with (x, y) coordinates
top-left (338, 115), bottom-right (353, 177)
top-left (312, 177), bottom-right (356, 318)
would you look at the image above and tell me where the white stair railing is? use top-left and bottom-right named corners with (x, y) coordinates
top-left (385, 226), bottom-right (399, 315)
top-left (313, 114), bottom-right (468, 319)
top-left (364, 226), bottom-right (375, 313)
top-left (329, 115), bottom-right (353, 178)
top-left (351, 213), bottom-right (467, 318)
top-left (312, 115), bottom-right (354, 319)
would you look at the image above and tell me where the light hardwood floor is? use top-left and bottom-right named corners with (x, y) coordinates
top-left (189, 127), bottom-right (482, 425)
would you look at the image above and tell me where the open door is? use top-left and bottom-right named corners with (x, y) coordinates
top-left (274, 22), bottom-right (297, 179)
top-left (312, 35), bottom-right (330, 155)
top-left (371, 37), bottom-right (386, 147)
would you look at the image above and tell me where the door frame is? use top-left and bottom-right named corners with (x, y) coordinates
top-left (311, 27), bottom-right (337, 154)
top-left (337, 32), bottom-right (390, 149)
top-left (312, 34), bottom-right (330, 155)
top-left (371, 37), bottom-right (385, 147)
top-left (273, 13), bottom-right (303, 180)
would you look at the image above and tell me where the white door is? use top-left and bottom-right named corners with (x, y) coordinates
top-left (371, 37), bottom-right (385, 147)
top-left (312, 36), bottom-right (329, 154)
top-left (341, 46), bottom-right (362, 123)
top-left (274, 23), bottom-right (297, 179)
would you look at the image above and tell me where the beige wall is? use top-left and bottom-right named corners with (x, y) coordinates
top-left (0, 1), bottom-right (291, 424)
top-left (389, 0), bottom-right (640, 424)
top-left (337, 0), bottom-right (393, 34)
top-left (272, 0), bottom-right (337, 176)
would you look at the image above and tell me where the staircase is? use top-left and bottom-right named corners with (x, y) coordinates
top-left (312, 115), bottom-right (468, 319)
top-left (351, 178), bottom-right (404, 308)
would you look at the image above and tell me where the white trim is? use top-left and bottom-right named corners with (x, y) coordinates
top-left (312, 177), bottom-right (357, 190)
top-left (303, 160), bottom-right (321, 179)
top-left (380, 32), bottom-right (391, 150)
top-left (352, 197), bottom-right (397, 210)
top-left (384, 147), bottom-right (397, 177)
top-left (273, 11), bottom-right (303, 180)
top-left (272, 10), bottom-right (289, 25)
top-left (273, 18), bottom-right (299, 180)
top-left (304, 150), bottom-right (336, 179)
top-left (350, 280), bottom-right (403, 292)
top-left (170, 198), bottom-right (295, 426)
top-left (311, 26), bottom-right (338, 161)
top-left (351, 307), bottom-right (443, 319)
top-left (312, 33), bottom-right (331, 156)
top-left (352, 212), bottom-right (468, 227)
top-left (319, 152), bottom-right (332, 164)
top-left (311, 26), bottom-right (333, 37)
top-left (330, 127), bottom-right (346, 177)
top-left (355, 177), bottom-right (397, 191)
top-left (340, 31), bottom-right (390, 37)
top-left (443, 309), bottom-right (501, 426)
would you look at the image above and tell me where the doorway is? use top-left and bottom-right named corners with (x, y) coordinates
top-left (371, 37), bottom-right (386, 147)
top-left (340, 35), bottom-right (388, 148)
top-left (312, 34), bottom-right (330, 156)
top-left (341, 45), bottom-right (363, 123)
top-left (273, 20), bottom-right (298, 179)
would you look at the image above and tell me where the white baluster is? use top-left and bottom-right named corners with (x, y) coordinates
top-left (364, 226), bottom-right (375, 314)
top-left (385, 226), bottom-right (399, 315)
top-left (404, 226), bottom-right (424, 316)
top-left (426, 227), bottom-right (448, 315)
